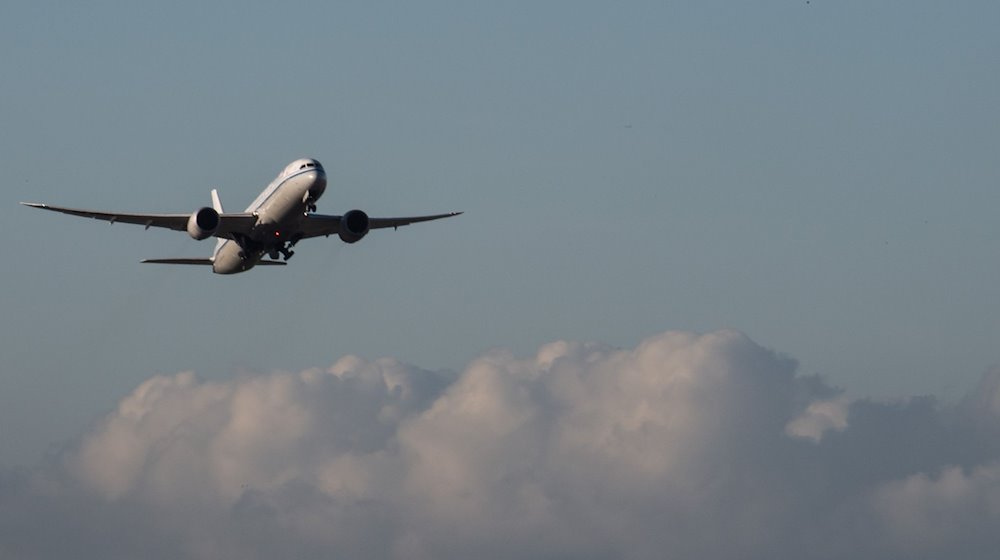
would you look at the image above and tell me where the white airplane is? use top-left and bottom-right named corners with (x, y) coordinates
top-left (22, 158), bottom-right (461, 274)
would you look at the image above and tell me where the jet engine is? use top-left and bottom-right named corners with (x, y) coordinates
top-left (187, 207), bottom-right (220, 240)
top-left (338, 209), bottom-right (370, 243)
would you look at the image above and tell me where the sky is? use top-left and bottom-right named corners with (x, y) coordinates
top-left (1, 1), bottom-right (999, 557)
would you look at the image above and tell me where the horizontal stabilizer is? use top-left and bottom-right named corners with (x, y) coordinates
top-left (141, 258), bottom-right (287, 266)
top-left (141, 258), bottom-right (214, 265)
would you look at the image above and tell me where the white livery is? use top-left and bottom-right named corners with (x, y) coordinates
top-left (22, 158), bottom-right (461, 274)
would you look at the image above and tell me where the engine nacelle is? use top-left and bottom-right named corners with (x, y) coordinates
top-left (187, 207), bottom-right (220, 240)
top-left (338, 209), bottom-right (370, 243)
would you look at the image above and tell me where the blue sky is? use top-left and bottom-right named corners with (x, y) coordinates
top-left (2, 0), bottom-right (999, 473)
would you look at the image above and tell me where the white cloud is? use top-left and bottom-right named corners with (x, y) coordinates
top-left (3, 329), bottom-right (1000, 559)
top-left (786, 395), bottom-right (851, 442)
top-left (872, 463), bottom-right (1000, 555)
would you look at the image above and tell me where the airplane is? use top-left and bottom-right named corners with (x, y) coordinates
top-left (21, 158), bottom-right (461, 274)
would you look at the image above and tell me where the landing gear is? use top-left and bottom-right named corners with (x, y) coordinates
top-left (236, 231), bottom-right (302, 263)
top-left (307, 203), bottom-right (317, 213)
top-left (267, 241), bottom-right (295, 261)
top-left (279, 234), bottom-right (303, 260)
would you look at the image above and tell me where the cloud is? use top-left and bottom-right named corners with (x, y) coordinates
top-left (3, 330), bottom-right (1000, 559)
top-left (872, 464), bottom-right (1000, 555)
top-left (785, 395), bottom-right (850, 442)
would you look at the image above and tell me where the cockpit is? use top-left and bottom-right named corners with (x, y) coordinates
top-left (282, 158), bottom-right (325, 177)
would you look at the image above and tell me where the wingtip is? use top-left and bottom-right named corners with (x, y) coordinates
top-left (20, 202), bottom-right (44, 208)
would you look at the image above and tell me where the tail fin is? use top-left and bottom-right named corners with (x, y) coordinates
top-left (211, 189), bottom-right (225, 258)
top-left (211, 189), bottom-right (224, 213)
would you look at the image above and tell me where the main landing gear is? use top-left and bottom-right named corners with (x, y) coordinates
top-left (267, 244), bottom-right (294, 261)
top-left (267, 234), bottom-right (302, 261)
top-left (235, 232), bottom-right (303, 262)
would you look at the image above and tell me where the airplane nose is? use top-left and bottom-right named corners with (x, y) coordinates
top-left (306, 169), bottom-right (327, 201)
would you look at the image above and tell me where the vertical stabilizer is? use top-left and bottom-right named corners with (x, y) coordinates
top-left (211, 189), bottom-right (224, 213)
top-left (211, 189), bottom-right (225, 261)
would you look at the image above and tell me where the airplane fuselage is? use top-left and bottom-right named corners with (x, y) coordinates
top-left (212, 159), bottom-right (327, 274)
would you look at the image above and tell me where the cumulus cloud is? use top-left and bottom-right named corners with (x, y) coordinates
top-left (3, 330), bottom-right (1000, 559)
top-left (785, 395), bottom-right (850, 442)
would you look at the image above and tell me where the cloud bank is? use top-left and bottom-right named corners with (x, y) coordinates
top-left (4, 329), bottom-right (1000, 559)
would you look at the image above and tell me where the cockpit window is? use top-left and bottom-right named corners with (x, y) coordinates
top-left (299, 162), bottom-right (316, 170)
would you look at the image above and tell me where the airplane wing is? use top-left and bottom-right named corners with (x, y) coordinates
top-left (298, 211), bottom-right (463, 239)
top-left (19, 202), bottom-right (258, 239)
